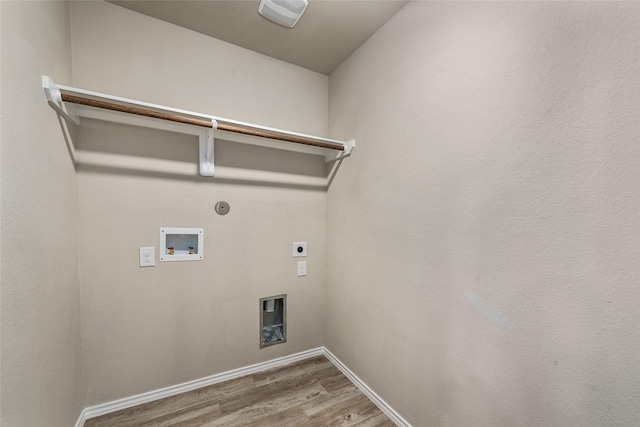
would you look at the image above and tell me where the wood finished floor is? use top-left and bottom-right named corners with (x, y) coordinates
top-left (84, 356), bottom-right (395, 427)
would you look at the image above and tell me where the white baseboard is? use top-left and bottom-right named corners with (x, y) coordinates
top-left (322, 347), bottom-right (412, 427)
top-left (75, 346), bottom-right (410, 427)
top-left (74, 410), bottom-right (88, 427)
top-left (75, 347), bottom-right (323, 426)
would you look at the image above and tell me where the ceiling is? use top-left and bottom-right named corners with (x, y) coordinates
top-left (107, 0), bottom-right (408, 75)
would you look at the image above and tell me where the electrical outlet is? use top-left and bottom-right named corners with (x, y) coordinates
top-left (139, 247), bottom-right (155, 267)
top-left (293, 242), bottom-right (307, 257)
top-left (297, 261), bottom-right (307, 277)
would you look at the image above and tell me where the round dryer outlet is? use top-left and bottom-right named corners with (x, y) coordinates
top-left (215, 201), bottom-right (230, 215)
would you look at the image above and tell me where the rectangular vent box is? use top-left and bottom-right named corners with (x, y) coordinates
top-left (260, 295), bottom-right (287, 348)
top-left (159, 227), bottom-right (203, 262)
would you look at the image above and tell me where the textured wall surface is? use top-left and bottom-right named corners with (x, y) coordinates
top-left (0, 1), bottom-right (83, 425)
top-left (3, 2), bottom-right (638, 424)
top-left (70, 1), bottom-right (329, 406)
top-left (327, 2), bottom-right (639, 426)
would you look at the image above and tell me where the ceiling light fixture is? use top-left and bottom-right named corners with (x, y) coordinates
top-left (258, 0), bottom-right (309, 28)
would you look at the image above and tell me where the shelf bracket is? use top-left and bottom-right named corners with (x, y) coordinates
top-left (199, 120), bottom-right (216, 177)
top-left (42, 76), bottom-right (79, 125)
top-left (325, 139), bottom-right (356, 164)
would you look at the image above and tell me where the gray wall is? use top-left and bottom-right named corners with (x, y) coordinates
top-left (327, 2), bottom-right (640, 426)
top-left (2, 2), bottom-right (638, 425)
top-left (69, 1), bottom-right (330, 406)
top-left (1, 1), bottom-right (83, 425)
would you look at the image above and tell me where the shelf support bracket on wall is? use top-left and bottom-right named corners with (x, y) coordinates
top-left (325, 139), bottom-right (356, 164)
top-left (199, 120), bottom-right (216, 177)
top-left (42, 76), bottom-right (79, 125)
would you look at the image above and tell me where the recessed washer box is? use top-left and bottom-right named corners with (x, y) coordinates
top-left (159, 228), bottom-right (203, 262)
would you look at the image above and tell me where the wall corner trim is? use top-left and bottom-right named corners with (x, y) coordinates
top-left (75, 347), bottom-right (410, 426)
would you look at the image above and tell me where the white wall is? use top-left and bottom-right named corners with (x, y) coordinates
top-left (327, 2), bottom-right (640, 426)
top-left (0, 1), bottom-right (83, 425)
top-left (69, 1), bottom-right (330, 406)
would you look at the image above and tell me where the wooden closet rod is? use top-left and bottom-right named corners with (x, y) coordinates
top-left (61, 94), bottom-right (345, 151)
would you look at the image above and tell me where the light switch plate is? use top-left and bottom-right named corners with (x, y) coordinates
top-left (297, 261), bottom-right (307, 277)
